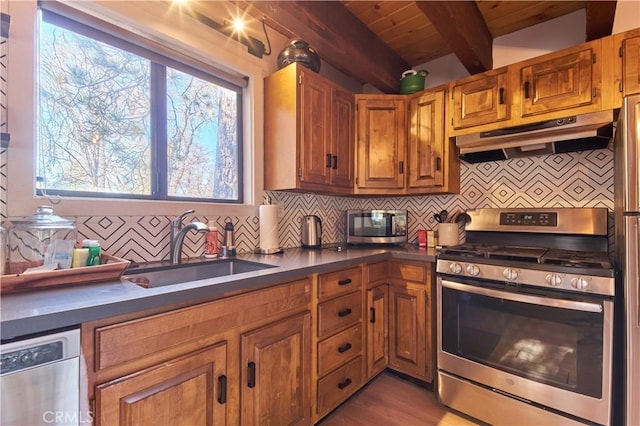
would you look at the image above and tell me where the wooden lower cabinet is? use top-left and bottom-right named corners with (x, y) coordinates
top-left (389, 285), bottom-right (427, 378)
top-left (96, 342), bottom-right (228, 425)
top-left (241, 312), bottom-right (312, 426)
top-left (366, 283), bottom-right (388, 378)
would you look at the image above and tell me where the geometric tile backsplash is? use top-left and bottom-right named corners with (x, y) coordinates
top-left (1, 148), bottom-right (615, 263)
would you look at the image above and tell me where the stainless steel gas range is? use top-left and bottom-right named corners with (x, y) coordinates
top-left (436, 208), bottom-right (615, 426)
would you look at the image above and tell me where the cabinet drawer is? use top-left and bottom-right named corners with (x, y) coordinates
top-left (317, 356), bottom-right (363, 415)
top-left (365, 262), bottom-right (388, 284)
top-left (318, 291), bottom-right (362, 338)
top-left (318, 266), bottom-right (362, 300)
top-left (318, 323), bottom-right (362, 376)
top-left (388, 261), bottom-right (428, 284)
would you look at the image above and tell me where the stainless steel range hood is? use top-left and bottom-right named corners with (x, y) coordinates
top-left (456, 110), bottom-right (614, 163)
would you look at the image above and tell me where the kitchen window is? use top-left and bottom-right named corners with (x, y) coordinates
top-left (36, 8), bottom-right (244, 203)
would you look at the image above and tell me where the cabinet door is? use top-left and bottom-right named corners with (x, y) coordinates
top-left (389, 285), bottom-right (426, 378)
top-left (299, 68), bottom-right (331, 185)
top-left (366, 284), bottom-right (388, 378)
top-left (451, 69), bottom-right (509, 129)
top-left (408, 90), bottom-right (445, 189)
top-left (331, 88), bottom-right (355, 188)
top-left (520, 47), bottom-right (595, 117)
top-left (622, 36), bottom-right (640, 96)
top-left (96, 342), bottom-right (227, 426)
top-left (241, 312), bottom-right (311, 426)
top-left (356, 96), bottom-right (406, 189)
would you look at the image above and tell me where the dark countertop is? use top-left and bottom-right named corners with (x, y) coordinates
top-left (0, 245), bottom-right (438, 341)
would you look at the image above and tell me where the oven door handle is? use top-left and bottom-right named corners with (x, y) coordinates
top-left (441, 280), bottom-right (603, 313)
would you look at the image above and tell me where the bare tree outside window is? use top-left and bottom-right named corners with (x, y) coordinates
top-left (37, 12), bottom-right (243, 202)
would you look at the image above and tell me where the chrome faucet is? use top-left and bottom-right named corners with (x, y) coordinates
top-left (169, 209), bottom-right (209, 263)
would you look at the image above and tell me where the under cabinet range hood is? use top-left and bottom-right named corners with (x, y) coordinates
top-left (456, 110), bottom-right (614, 163)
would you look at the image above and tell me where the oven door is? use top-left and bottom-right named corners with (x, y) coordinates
top-left (437, 277), bottom-right (613, 425)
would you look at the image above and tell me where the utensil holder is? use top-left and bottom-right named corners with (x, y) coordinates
top-left (438, 223), bottom-right (459, 246)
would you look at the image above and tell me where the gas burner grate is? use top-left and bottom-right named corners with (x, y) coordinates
top-left (542, 249), bottom-right (612, 269)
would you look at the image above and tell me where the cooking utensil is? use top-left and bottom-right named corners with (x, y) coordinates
top-left (434, 213), bottom-right (442, 223)
top-left (448, 210), bottom-right (461, 223)
top-left (456, 213), bottom-right (472, 225)
top-left (439, 210), bottom-right (449, 223)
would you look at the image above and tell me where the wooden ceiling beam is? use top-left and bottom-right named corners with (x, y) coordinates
top-left (414, 1), bottom-right (493, 75)
top-left (242, 1), bottom-right (410, 93)
top-left (585, 1), bottom-right (617, 41)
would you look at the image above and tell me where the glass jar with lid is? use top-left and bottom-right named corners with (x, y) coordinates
top-left (2, 206), bottom-right (77, 274)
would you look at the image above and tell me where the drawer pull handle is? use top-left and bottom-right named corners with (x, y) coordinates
top-left (370, 307), bottom-right (376, 323)
top-left (247, 361), bottom-right (256, 388)
top-left (338, 278), bottom-right (352, 286)
top-left (338, 342), bottom-right (352, 353)
top-left (218, 375), bottom-right (227, 404)
top-left (338, 308), bottom-right (352, 317)
top-left (337, 378), bottom-right (352, 390)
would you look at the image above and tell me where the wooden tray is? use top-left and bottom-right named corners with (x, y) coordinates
top-left (1, 254), bottom-right (130, 294)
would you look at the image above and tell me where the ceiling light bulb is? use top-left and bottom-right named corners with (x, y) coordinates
top-left (232, 18), bottom-right (245, 33)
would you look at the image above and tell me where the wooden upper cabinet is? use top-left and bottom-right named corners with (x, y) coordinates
top-left (621, 34), bottom-right (640, 96)
top-left (96, 343), bottom-right (228, 426)
top-left (408, 89), bottom-right (446, 189)
top-left (264, 63), bottom-right (354, 194)
top-left (299, 68), bottom-right (332, 186)
top-left (355, 95), bottom-right (407, 190)
top-left (517, 44), bottom-right (599, 118)
top-left (450, 68), bottom-right (509, 130)
top-left (331, 88), bottom-right (355, 188)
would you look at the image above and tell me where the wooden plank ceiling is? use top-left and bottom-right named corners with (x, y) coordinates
top-left (200, 1), bottom-right (617, 93)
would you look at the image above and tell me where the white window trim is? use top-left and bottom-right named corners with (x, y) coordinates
top-left (7, 0), bottom-right (266, 218)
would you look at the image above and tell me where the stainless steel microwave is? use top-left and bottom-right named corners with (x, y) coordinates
top-left (346, 210), bottom-right (407, 244)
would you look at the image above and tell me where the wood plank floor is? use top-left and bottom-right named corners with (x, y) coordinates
top-left (319, 372), bottom-right (480, 426)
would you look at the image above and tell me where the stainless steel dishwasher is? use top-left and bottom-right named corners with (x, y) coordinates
top-left (1, 328), bottom-right (81, 426)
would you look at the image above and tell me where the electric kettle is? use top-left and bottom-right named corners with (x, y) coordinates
top-left (301, 215), bottom-right (322, 248)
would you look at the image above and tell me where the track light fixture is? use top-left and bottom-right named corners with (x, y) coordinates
top-left (187, 9), bottom-right (270, 59)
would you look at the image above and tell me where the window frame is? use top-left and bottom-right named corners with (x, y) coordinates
top-left (37, 8), bottom-right (245, 203)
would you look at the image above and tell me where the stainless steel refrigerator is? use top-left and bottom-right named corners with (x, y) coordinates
top-left (614, 93), bottom-right (640, 426)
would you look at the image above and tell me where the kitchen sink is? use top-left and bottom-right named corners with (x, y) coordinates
top-left (123, 259), bottom-right (277, 288)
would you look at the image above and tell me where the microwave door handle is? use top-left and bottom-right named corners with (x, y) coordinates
top-left (389, 214), bottom-right (396, 235)
top-left (440, 280), bottom-right (603, 313)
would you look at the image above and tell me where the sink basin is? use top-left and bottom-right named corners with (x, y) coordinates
top-left (123, 259), bottom-right (277, 288)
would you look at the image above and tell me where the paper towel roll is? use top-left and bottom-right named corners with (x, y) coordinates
top-left (259, 205), bottom-right (279, 250)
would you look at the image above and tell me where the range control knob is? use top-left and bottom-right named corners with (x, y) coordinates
top-left (449, 263), bottom-right (463, 274)
top-left (503, 268), bottom-right (518, 281)
top-left (571, 277), bottom-right (589, 290)
top-left (545, 273), bottom-right (563, 287)
top-left (466, 264), bottom-right (481, 276)
top-left (19, 353), bottom-right (31, 364)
